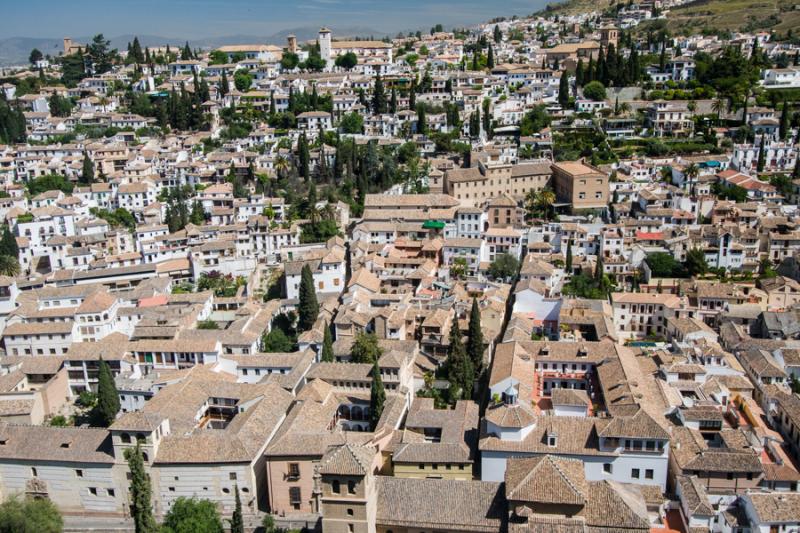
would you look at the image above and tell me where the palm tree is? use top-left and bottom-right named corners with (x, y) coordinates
top-left (0, 255), bottom-right (20, 277)
top-left (711, 98), bottom-right (725, 124)
top-left (535, 188), bottom-right (556, 220)
top-left (660, 166), bottom-right (673, 183)
top-left (273, 156), bottom-right (290, 179)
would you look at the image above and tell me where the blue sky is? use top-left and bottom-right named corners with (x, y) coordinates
top-left (0, 0), bottom-right (548, 39)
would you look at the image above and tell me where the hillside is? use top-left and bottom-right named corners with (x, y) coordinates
top-left (539, 0), bottom-right (800, 37)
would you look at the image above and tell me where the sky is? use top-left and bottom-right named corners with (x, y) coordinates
top-left (0, 0), bottom-right (549, 39)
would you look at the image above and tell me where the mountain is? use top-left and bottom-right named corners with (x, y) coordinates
top-left (0, 26), bottom-right (387, 67)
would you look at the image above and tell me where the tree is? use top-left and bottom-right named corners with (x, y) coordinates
top-left (219, 71), bottom-right (229, 96)
top-left (520, 104), bottom-right (552, 136)
top-left (565, 238), bottom-right (573, 272)
top-left (130, 37), bottom-right (144, 63)
top-left (575, 59), bottom-right (585, 87)
top-left (0, 256), bottom-right (20, 277)
top-left (125, 444), bottom-right (158, 533)
top-left (684, 248), bottom-right (708, 277)
top-left (445, 316), bottom-right (474, 399)
top-left (297, 133), bottom-right (310, 180)
top-left (372, 73), bottom-right (387, 114)
top-left (390, 87), bottom-right (397, 114)
top-left (351, 331), bottom-right (382, 364)
top-left (779, 101), bottom-right (790, 140)
top-left (339, 112), bottom-right (363, 134)
top-left (0, 226), bottom-right (19, 258)
top-left (261, 328), bottom-right (294, 352)
top-left (466, 298), bottom-right (484, 369)
top-left (645, 252), bottom-right (684, 278)
top-left (233, 70), bottom-right (252, 92)
top-left (87, 34), bottom-right (115, 75)
top-left (583, 81), bottom-right (606, 101)
top-left (756, 134), bottom-right (766, 173)
top-left (487, 45), bottom-right (495, 69)
top-left (281, 52), bottom-right (299, 71)
top-left (416, 103), bottom-right (426, 134)
top-left (92, 357), bottom-right (120, 426)
top-left (161, 497), bottom-right (223, 533)
top-left (335, 52), bottom-right (358, 70)
top-left (369, 360), bottom-right (385, 430)
top-left (28, 48), bottom-right (43, 65)
top-left (230, 485), bottom-right (243, 533)
top-left (80, 152), bottom-right (95, 185)
top-left (297, 264), bottom-right (319, 331)
top-left (493, 25), bottom-right (502, 43)
top-left (558, 73), bottom-right (570, 108)
top-left (0, 495), bottom-right (62, 533)
top-left (488, 253), bottom-right (519, 280)
top-left (320, 324), bottom-right (335, 362)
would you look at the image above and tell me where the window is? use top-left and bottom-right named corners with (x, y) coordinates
top-left (169, 487), bottom-right (175, 492)
top-left (347, 508), bottom-right (354, 516)
top-left (31, 467), bottom-right (37, 477)
top-left (632, 468), bottom-right (640, 479)
top-left (289, 487), bottom-right (302, 508)
top-left (348, 480), bottom-right (356, 494)
top-left (89, 487), bottom-right (98, 496)
top-left (332, 480), bottom-right (340, 494)
top-left (229, 472), bottom-right (237, 481)
top-left (76, 469), bottom-right (83, 477)
top-left (603, 463), bottom-right (612, 474)
top-left (107, 488), bottom-right (115, 497)
top-left (288, 463), bottom-right (300, 480)
top-left (645, 469), bottom-right (654, 480)
top-left (121, 433), bottom-right (131, 444)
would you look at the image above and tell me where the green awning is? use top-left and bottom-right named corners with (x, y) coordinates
top-left (422, 220), bottom-right (445, 229)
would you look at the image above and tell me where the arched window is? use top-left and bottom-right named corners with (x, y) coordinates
top-left (136, 433), bottom-right (146, 443)
top-left (142, 452), bottom-right (149, 462)
top-left (120, 433), bottom-right (131, 444)
top-left (331, 480), bottom-right (340, 494)
top-left (347, 480), bottom-right (356, 494)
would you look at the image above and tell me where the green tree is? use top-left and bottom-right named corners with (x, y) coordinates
top-left (80, 152), bottom-right (95, 185)
top-left (29, 48), bottom-right (43, 65)
top-left (91, 357), bottom-right (120, 426)
top-left (233, 71), bottom-right (252, 92)
top-left (416, 103), bottom-right (426, 134)
top-left (445, 316), bottom-right (474, 399)
top-left (87, 34), bottom-right (115, 75)
top-left (684, 248), bottom-right (708, 277)
top-left (487, 45), bottom-right (495, 69)
top-left (519, 104), bottom-right (551, 136)
top-left (321, 324), bottom-right (334, 362)
top-left (281, 52), bottom-right (300, 70)
top-left (260, 328), bottom-right (294, 352)
top-left (488, 253), bottom-right (519, 280)
top-left (558, 73), bottom-right (570, 108)
top-left (583, 81), bottom-right (606, 101)
top-left (369, 360), bottom-right (385, 430)
top-left (0, 226), bottom-right (19, 258)
top-left (124, 444), bottom-right (158, 533)
top-left (351, 331), bottom-right (382, 364)
top-left (0, 256), bottom-right (20, 277)
top-left (646, 252), bottom-right (684, 278)
top-left (230, 485), bottom-right (243, 533)
top-left (466, 297), bottom-right (484, 369)
top-left (0, 495), bottom-right (62, 533)
top-left (161, 497), bottom-right (223, 533)
top-left (565, 239), bottom-right (573, 272)
top-left (339, 112), bottom-right (363, 134)
top-left (779, 101), bottom-right (791, 140)
top-left (335, 52), bottom-right (358, 70)
top-left (297, 264), bottom-right (319, 331)
top-left (372, 73), bottom-right (387, 114)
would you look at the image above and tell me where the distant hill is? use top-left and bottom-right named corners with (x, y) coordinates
top-left (0, 26), bottom-right (386, 67)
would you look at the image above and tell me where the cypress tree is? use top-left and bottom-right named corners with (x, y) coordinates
top-left (230, 484), bottom-right (244, 533)
top-left (297, 264), bottom-right (319, 331)
top-left (565, 238), bottom-right (573, 272)
top-left (369, 360), bottom-right (385, 430)
top-left (298, 133), bottom-right (310, 180)
top-left (446, 315), bottom-right (474, 399)
top-left (81, 152), bottom-right (95, 184)
top-left (389, 87), bottom-right (397, 114)
top-left (220, 71), bottom-right (229, 96)
top-left (558, 73), bottom-right (569, 108)
top-left (372, 73), bottom-right (387, 114)
top-left (321, 323), bottom-right (334, 362)
top-left (757, 134), bottom-right (766, 173)
top-left (124, 444), bottom-right (158, 533)
top-left (793, 156), bottom-right (800, 179)
top-left (466, 298), bottom-right (484, 369)
top-left (487, 45), bottom-right (495, 69)
top-left (594, 256), bottom-right (604, 284)
top-left (779, 101), bottom-right (790, 140)
top-left (93, 357), bottom-right (120, 427)
top-left (0, 225), bottom-right (19, 258)
top-left (416, 103), bottom-right (426, 134)
top-left (575, 59), bottom-right (585, 87)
